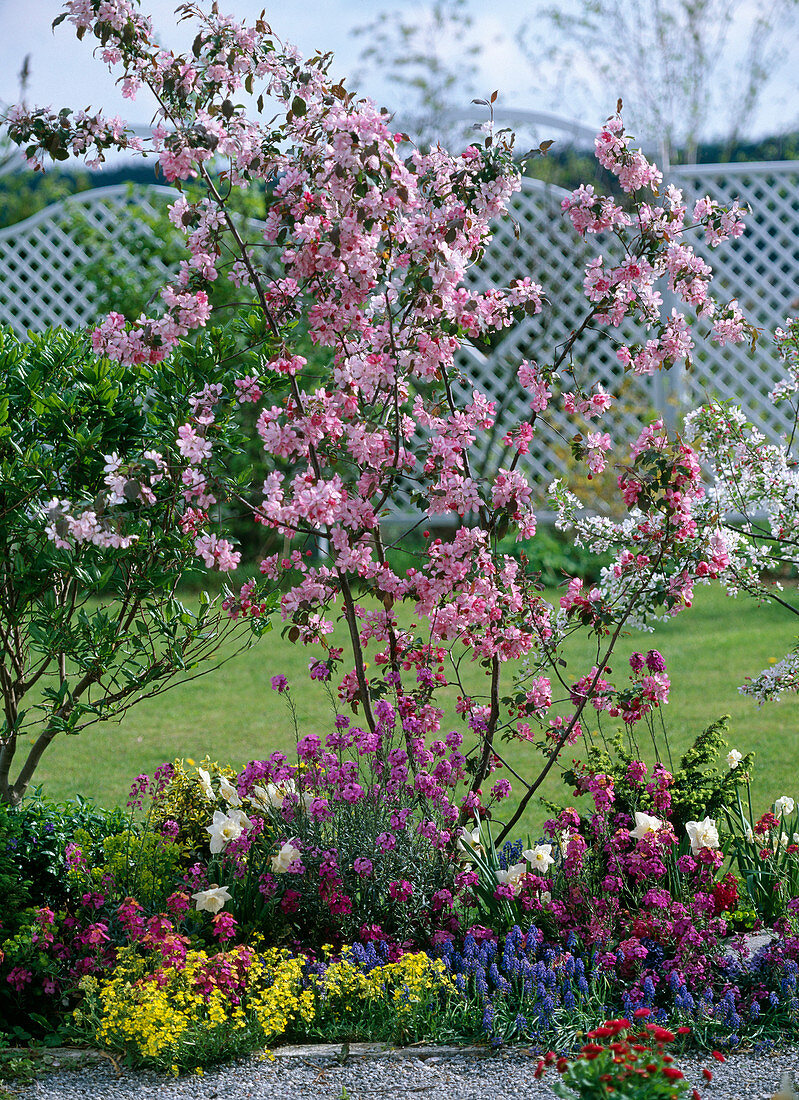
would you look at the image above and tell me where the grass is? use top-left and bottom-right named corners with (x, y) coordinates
top-left (27, 582), bottom-right (799, 834)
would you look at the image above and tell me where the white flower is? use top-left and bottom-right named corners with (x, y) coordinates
top-left (197, 767), bottom-right (214, 801)
top-left (205, 810), bottom-right (243, 854)
top-left (495, 862), bottom-right (527, 893)
top-left (228, 807), bottom-right (252, 831)
top-left (251, 784), bottom-right (274, 810)
top-left (270, 840), bottom-right (302, 874)
top-left (191, 884), bottom-right (231, 914)
top-left (630, 812), bottom-right (663, 841)
top-left (251, 780), bottom-right (301, 810)
top-left (726, 749), bottom-right (743, 769)
top-left (102, 452), bottom-right (122, 474)
top-left (522, 844), bottom-right (555, 873)
top-left (775, 796), bottom-right (795, 818)
top-left (746, 826), bottom-right (754, 843)
top-left (218, 775), bottom-right (241, 807)
top-left (685, 817), bottom-right (720, 854)
top-left (456, 823), bottom-right (484, 859)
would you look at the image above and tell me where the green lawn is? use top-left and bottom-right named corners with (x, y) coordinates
top-left (28, 583), bottom-right (799, 834)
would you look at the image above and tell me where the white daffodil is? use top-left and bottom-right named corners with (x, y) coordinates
top-left (775, 796), bottom-right (795, 818)
top-left (456, 823), bottom-right (484, 860)
top-left (630, 812), bottom-right (663, 841)
top-left (270, 840), bottom-right (302, 874)
top-left (495, 862), bottom-right (527, 893)
top-left (205, 810), bottom-right (244, 855)
top-left (685, 817), bottom-right (720, 854)
top-left (218, 775), bottom-right (241, 807)
top-left (191, 884), bottom-right (231, 914)
top-left (252, 780), bottom-right (298, 810)
top-left (197, 767), bottom-right (214, 801)
top-left (746, 826), bottom-right (755, 843)
top-left (779, 832), bottom-right (790, 850)
top-left (726, 749), bottom-right (743, 770)
top-left (228, 807), bottom-right (252, 831)
top-left (522, 843), bottom-right (555, 873)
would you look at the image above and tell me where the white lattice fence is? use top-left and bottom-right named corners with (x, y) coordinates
top-left (0, 184), bottom-right (178, 336)
top-left (668, 161), bottom-right (799, 441)
top-left (2, 164), bottom-right (796, 494)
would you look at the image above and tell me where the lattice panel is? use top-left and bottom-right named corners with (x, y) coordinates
top-left (0, 185), bottom-right (178, 336)
top-left (668, 162), bottom-right (799, 441)
top-left (4, 167), bottom-right (795, 520)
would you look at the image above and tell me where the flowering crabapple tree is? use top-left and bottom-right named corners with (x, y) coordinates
top-left (0, 325), bottom-right (272, 806)
top-left (6, 0), bottom-right (754, 837)
top-left (683, 317), bottom-right (799, 704)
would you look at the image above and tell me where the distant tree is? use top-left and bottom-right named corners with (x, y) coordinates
top-left (520, 0), bottom-right (799, 163)
top-left (352, 0), bottom-right (483, 148)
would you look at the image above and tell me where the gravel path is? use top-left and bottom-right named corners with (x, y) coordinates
top-left (9, 1045), bottom-right (799, 1100)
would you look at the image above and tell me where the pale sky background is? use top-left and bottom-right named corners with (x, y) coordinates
top-left (0, 0), bottom-right (797, 149)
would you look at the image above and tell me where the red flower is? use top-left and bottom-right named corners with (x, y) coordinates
top-left (534, 1060), bottom-right (546, 1079)
top-left (712, 1051), bottom-right (726, 1062)
top-left (703, 1068), bottom-right (713, 1081)
top-left (645, 1024), bottom-right (676, 1043)
top-left (634, 1007), bottom-right (652, 1018)
top-left (663, 1067), bottom-right (684, 1080)
top-left (581, 1043), bottom-right (606, 1059)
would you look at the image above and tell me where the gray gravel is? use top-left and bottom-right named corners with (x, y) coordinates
top-left (8, 1046), bottom-right (799, 1100)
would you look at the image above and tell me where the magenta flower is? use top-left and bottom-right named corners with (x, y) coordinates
top-left (389, 880), bottom-right (413, 901)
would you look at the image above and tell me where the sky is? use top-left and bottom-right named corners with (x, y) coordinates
top-left (0, 0), bottom-right (797, 153)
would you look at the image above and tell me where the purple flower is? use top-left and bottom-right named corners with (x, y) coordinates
top-left (271, 674), bottom-right (289, 693)
top-left (341, 782), bottom-right (365, 804)
top-left (296, 734), bottom-right (321, 761)
top-left (160, 819), bottom-right (180, 841)
top-left (646, 649), bottom-right (667, 673)
top-left (126, 772), bottom-right (149, 809)
top-left (308, 797), bottom-right (333, 820)
top-left (491, 778), bottom-right (512, 800)
top-left (353, 858), bottom-right (373, 877)
top-left (389, 879), bottom-right (413, 900)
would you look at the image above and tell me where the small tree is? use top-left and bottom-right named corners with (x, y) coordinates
top-left (6, 0), bottom-right (754, 840)
top-left (0, 325), bottom-right (272, 805)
